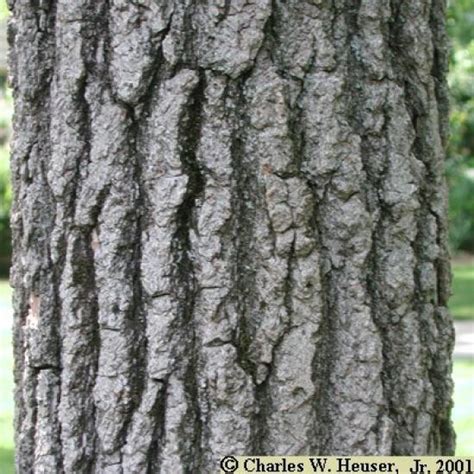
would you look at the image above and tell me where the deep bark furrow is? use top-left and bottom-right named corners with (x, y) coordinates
top-left (358, 0), bottom-right (450, 453)
top-left (170, 70), bottom-right (205, 471)
top-left (9, 0), bottom-right (456, 471)
top-left (343, 0), bottom-right (399, 455)
top-left (52, 3), bottom-right (112, 471)
top-left (397, 3), bottom-right (454, 450)
top-left (191, 72), bottom-right (258, 469)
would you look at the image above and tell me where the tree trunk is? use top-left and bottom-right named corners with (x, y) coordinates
top-left (9, 0), bottom-right (455, 471)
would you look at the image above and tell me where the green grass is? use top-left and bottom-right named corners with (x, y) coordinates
top-left (0, 1), bottom-right (8, 20)
top-left (453, 360), bottom-right (474, 456)
top-left (0, 266), bottom-right (472, 470)
top-left (450, 263), bottom-right (474, 320)
top-left (0, 279), bottom-right (12, 473)
top-left (0, 277), bottom-right (10, 299)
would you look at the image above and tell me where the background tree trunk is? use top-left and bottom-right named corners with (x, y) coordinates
top-left (9, 0), bottom-right (455, 471)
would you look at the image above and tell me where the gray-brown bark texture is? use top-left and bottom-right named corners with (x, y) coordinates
top-left (9, 0), bottom-right (455, 471)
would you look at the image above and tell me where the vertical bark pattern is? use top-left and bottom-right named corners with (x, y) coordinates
top-left (9, 0), bottom-right (455, 471)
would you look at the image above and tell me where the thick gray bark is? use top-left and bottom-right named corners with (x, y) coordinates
top-left (9, 0), bottom-right (455, 472)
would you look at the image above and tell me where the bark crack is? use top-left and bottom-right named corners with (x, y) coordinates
top-left (170, 70), bottom-right (206, 469)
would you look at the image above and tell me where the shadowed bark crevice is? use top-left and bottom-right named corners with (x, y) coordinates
top-left (308, 191), bottom-right (336, 455)
top-left (181, 2), bottom-right (199, 70)
top-left (184, 352), bottom-right (204, 472)
top-left (429, 0), bottom-right (450, 150)
top-left (342, 16), bottom-right (396, 456)
top-left (402, 71), bottom-right (455, 457)
top-left (122, 104), bottom-right (149, 457)
top-left (223, 73), bottom-right (264, 451)
top-left (172, 69), bottom-right (206, 310)
top-left (227, 72), bottom-right (258, 377)
top-left (170, 70), bottom-right (206, 468)
top-left (146, 381), bottom-right (168, 474)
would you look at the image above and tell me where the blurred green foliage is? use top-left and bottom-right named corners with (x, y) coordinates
top-left (0, 2), bottom-right (7, 21)
top-left (0, 0), bottom-right (10, 276)
top-left (0, 145), bottom-right (11, 237)
top-left (0, 87), bottom-right (12, 275)
top-left (447, 0), bottom-right (474, 252)
top-left (448, 0), bottom-right (474, 48)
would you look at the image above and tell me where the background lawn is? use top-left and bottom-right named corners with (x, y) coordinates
top-left (450, 263), bottom-right (474, 320)
top-left (0, 278), bottom-right (13, 474)
top-left (453, 359), bottom-right (474, 456)
top-left (0, 261), bottom-right (472, 469)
